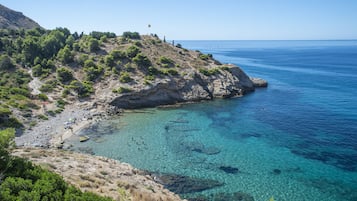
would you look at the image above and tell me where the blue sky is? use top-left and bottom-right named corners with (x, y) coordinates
top-left (1, 0), bottom-right (357, 40)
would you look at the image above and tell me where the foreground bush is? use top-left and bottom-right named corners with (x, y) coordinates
top-left (0, 128), bottom-right (113, 201)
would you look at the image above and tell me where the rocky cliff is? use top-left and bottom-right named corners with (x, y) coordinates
top-left (110, 65), bottom-right (256, 109)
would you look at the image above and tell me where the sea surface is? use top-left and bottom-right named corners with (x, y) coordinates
top-left (68, 40), bottom-right (357, 201)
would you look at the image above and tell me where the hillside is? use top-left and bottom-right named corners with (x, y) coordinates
top-left (0, 4), bottom-right (41, 29)
top-left (0, 28), bottom-right (266, 133)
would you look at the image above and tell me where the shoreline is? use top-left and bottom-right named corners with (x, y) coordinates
top-left (15, 101), bottom-right (118, 148)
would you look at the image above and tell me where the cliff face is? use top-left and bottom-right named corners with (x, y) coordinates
top-left (0, 4), bottom-right (41, 29)
top-left (110, 65), bottom-right (255, 109)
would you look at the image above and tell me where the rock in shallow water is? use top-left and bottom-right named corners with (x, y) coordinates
top-left (219, 166), bottom-right (239, 174)
top-left (187, 191), bottom-right (255, 201)
top-left (152, 173), bottom-right (224, 194)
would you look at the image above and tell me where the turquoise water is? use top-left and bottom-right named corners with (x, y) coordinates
top-left (68, 40), bottom-right (357, 201)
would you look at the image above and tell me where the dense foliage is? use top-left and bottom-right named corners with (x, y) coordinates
top-left (0, 128), bottom-right (112, 201)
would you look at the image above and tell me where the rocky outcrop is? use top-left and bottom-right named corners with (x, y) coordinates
top-left (250, 77), bottom-right (268, 87)
top-left (110, 65), bottom-right (256, 109)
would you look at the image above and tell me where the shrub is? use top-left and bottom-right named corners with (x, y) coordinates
top-left (89, 38), bottom-right (100, 52)
top-left (148, 66), bottom-right (159, 76)
top-left (90, 31), bottom-right (116, 40)
top-left (132, 53), bottom-right (151, 68)
top-left (57, 67), bottom-right (74, 84)
top-left (199, 54), bottom-right (210, 60)
top-left (119, 72), bottom-right (132, 83)
top-left (159, 56), bottom-right (174, 65)
top-left (219, 66), bottom-right (230, 71)
top-left (160, 68), bottom-right (178, 76)
top-left (39, 80), bottom-right (58, 92)
top-left (38, 93), bottom-right (48, 101)
top-left (84, 66), bottom-right (103, 81)
top-left (104, 55), bottom-right (115, 67)
top-left (110, 50), bottom-right (126, 60)
top-left (68, 80), bottom-right (93, 98)
top-left (77, 54), bottom-right (89, 65)
top-left (57, 45), bottom-right (73, 64)
top-left (37, 114), bottom-right (49, 120)
top-left (126, 46), bottom-right (140, 58)
top-left (199, 68), bottom-right (220, 76)
top-left (122, 31), bottom-right (140, 39)
top-left (0, 55), bottom-right (15, 71)
top-left (112, 87), bottom-right (132, 94)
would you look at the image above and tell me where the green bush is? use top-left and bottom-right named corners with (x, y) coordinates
top-left (119, 72), bottom-right (132, 83)
top-left (57, 45), bottom-right (73, 64)
top-left (148, 66), bottom-right (160, 76)
top-left (160, 68), bottom-right (178, 76)
top-left (199, 54), bottom-right (210, 60)
top-left (104, 55), bottom-right (115, 67)
top-left (57, 67), bottom-right (74, 84)
top-left (69, 80), bottom-right (93, 98)
top-left (122, 31), bottom-right (140, 39)
top-left (110, 50), bottom-right (126, 60)
top-left (0, 55), bottom-right (15, 71)
top-left (37, 114), bottom-right (49, 120)
top-left (39, 79), bottom-right (58, 92)
top-left (38, 93), bottom-right (48, 101)
top-left (219, 66), bottom-right (230, 71)
top-left (126, 46), bottom-right (140, 58)
top-left (88, 38), bottom-right (100, 52)
top-left (199, 67), bottom-right (220, 76)
top-left (112, 87), bottom-right (132, 94)
top-left (159, 56), bottom-right (174, 65)
top-left (90, 31), bottom-right (116, 39)
top-left (132, 53), bottom-right (151, 68)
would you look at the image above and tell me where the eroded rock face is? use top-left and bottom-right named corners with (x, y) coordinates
top-left (110, 66), bottom-right (256, 109)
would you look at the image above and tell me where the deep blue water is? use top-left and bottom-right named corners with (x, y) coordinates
top-left (69, 40), bottom-right (357, 201)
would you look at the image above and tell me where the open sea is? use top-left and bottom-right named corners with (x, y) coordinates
top-left (68, 40), bottom-right (357, 201)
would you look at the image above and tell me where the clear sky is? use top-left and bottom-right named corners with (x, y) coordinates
top-left (1, 0), bottom-right (357, 40)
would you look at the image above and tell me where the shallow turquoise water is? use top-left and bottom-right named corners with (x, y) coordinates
top-left (68, 40), bottom-right (357, 201)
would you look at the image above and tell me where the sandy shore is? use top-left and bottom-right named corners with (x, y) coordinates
top-left (15, 101), bottom-right (114, 148)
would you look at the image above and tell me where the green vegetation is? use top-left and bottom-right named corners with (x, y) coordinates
top-left (119, 72), bottom-right (132, 83)
top-left (112, 87), bottom-right (132, 94)
top-left (160, 68), bottom-right (179, 76)
top-left (57, 67), bottom-right (74, 84)
top-left (57, 45), bottom-right (73, 64)
top-left (0, 128), bottom-right (112, 201)
top-left (159, 56), bottom-right (174, 65)
top-left (90, 31), bottom-right (116, 40)
top-left (199, 67), bottom-right (221, 76)
top-left (132, 53), bottom-right (151, 68)
top-left (199, 53), bottom-right (212, 60)
top-left (68, 80), bottom-right (93, 98)
top-left (122, 31), bottom-right (140, 39)
top-left (126, 45), bottom-right (140, 58)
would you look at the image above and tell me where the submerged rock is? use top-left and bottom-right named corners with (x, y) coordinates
top-left (185, 141), bottom-right (221, 155)
top-left (214, 192), bottom-right (255, 201)
top-left (219, 166), bottom-right (239, 174)
top-left (188, 191), bottom-right (255, 201)
top-left (272, 169), bottom-right (281, 175)
top-left (152, 173), bottom-right (224, 194)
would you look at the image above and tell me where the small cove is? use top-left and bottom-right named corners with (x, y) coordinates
top-left (67, 40), bottom-right (357, 201)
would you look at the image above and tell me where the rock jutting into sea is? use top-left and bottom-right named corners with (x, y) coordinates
top-left (110, 66), bottom-right (266, 109)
